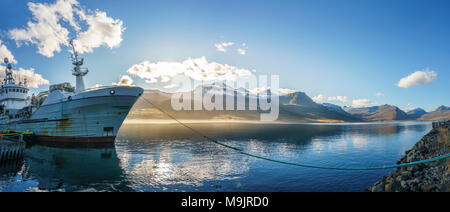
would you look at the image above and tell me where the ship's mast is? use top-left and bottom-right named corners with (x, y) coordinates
top-left (70, 39), bottom-right (88, 93)
top-left (3, 58), bottom-right (15, 85)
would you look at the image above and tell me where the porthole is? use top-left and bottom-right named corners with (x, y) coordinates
top-left (110, 90), bottom-right (116, 95)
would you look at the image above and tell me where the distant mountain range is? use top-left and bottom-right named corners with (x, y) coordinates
top-left (417, 106), bottom-right (450, 121)
top-left (344, 105), bottom-right (409, 121)
top-left (343, 105), bottom-right (449, 122)
top-left (127, 84), bottom-right (449, 123)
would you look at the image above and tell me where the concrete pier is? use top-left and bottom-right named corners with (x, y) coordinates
top-left (0, 140), bottom-right (26, 163)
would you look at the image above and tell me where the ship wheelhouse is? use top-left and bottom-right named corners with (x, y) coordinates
top-left (0, 84), bottom-right (30, 110)
top-left (0, 58), bottom-right (30, 117)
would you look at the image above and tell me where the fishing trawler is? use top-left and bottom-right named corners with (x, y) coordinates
top-left (0, 41), bottom-right (143, 143)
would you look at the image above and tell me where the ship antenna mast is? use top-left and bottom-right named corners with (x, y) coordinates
top-left (3, 57), bottom-right (15, 85)
top-left (70, 39), bottom-right (88, 93)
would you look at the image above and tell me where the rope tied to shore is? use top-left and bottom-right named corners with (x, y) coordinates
top-left (140, 96), bottom-right (450, 171)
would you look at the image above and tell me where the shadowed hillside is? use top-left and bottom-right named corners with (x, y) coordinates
top-left (346, 105), bottom-right (409, 121)
top-left (418, 106), bottom-right (450, 121)
top-left (407, 108), bottom-right (428, 120)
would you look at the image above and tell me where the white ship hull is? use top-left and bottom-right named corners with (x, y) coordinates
top-left (0, 86), bottom-right (144, 144)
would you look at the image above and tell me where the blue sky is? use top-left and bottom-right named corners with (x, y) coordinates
top-left (0, 0), bottom-right (448, 111)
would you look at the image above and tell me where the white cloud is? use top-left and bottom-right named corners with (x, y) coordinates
top-left (164, 84), bottom-right (178, 89)
top-left (215, 42), bottom-right (234, 52)
top-left (8, 0), bottom-right (124, 58)
top-left (238, 43), bottom-right (248, 55)
top-left (249, 86), bottom-right (271, 94)
top-left (127, 56), bottom-right (254, 84)
top-left (312, 94), bottom-right (326, 103)
top-left (401, 103), bottom-right (415, 112)
top-left (312, 94), bottom-right (348, 103)
top-left (73, 11), bottom-right (124, 54)
top-left (114, 75), bottom-right (133, 86)
top-left (0, 66), bottom-right (50, 88)
top-left (352, 99), bottom-right (375, 108)
top-left (249, 87), bottom-right (296, 95)
top-left (8, 0), bottom-right (79, 57)
top-left (375, 92), bottom-right (384, 97)
top-left (0, 39), bottom-right (49, 88)
top-left (279, 88), bottom-right (297, 95)
top-left (0, 40), bottom-right (17, 64)
top-left (327, 96), bottom-right (348, 103)
top-left (237, 48), bottom-right (246, 55)
top-left (0, 41), bottom-right (49, 88)
top-left (397, 69), bottom-right (437, 88)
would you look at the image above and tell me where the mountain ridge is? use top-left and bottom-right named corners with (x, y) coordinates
top-left (418, 105), bottom-right (450, 121)
top-left (406, 108), bottom-right (428, 120)
top-left (129, 87), bottom-right (361, 122)
top-left (128, 86), bottom-right (449, 122)
top-left (346, 104), bottom-right (409, 121)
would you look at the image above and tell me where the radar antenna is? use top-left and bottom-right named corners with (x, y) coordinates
top-left (69, 39), bottom-right (88, 93)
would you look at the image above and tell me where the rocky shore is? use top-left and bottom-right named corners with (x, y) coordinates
top-left (369, 122), bottom-right (450, 192)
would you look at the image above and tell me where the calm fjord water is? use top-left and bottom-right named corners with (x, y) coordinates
top-left (0, 122), bottom-right (431, 192)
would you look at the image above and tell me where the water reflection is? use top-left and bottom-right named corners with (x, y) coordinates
top-left (115, 139), bottom-right (250, 191)
top-left (113, 122), bottom-right (431, 191)
top-left (348, 134), bottom-right (370, 149)
top-left (0, 122), bottom-right (433, 192)
top-left (19, 145), bottom-right (130, 192)
top-left (0, 160), bottom-right (24, 182)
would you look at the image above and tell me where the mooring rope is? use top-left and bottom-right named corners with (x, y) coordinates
top-left (141, 96), bottom-right (450, 170)
top-left (0, 131), bottom-right (32, 141)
